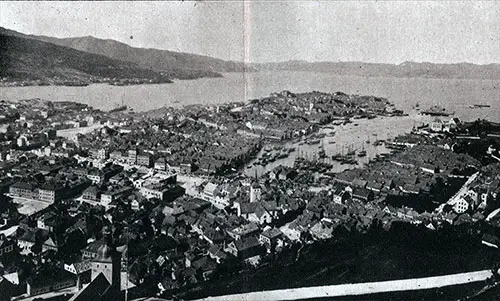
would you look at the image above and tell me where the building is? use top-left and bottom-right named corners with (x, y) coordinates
top-left (82, 186), bottom-right (99, 201)
top-left (100, 186), bottom-right (133, 206)
top-left (97, 148), bottom-right (108, 160)
top-left (250, 182), bottom-right (262, 203)
top-left (259, 228), bottom-right (283, 253)
top-left (140, 184), bottom-right (185, 202)
top-left (127, 149), bottom-right (137, 165)
top-left (0, 234), bottom-right (15, 256)
top-left (154, 157), bottom-right (167, 171)
top-left (431, 119), bottom-right (444, 132)
top-left (137, 154), bottom-right (152, 167)
top-left (225, 236), bottom-right (263, 260)
top-left (38, 184), bottom-right (64, 203)
top-left (9, 182), bottom-right (37, 199)
top-left (27, 269), bottom-right (77, 297)
top-left (332, 183), bottom-right (352, 205)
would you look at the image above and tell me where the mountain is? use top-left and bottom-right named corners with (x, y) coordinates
top-left (0, 33), bottom-right (173, 86)
top-left (0, 27), bottom-right (249, 80)
top-left (252, 60), bottom-right (500, 80)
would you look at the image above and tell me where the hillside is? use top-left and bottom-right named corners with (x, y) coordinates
top-left (0, 33), bottom-right (173, 86)
top-left (252, 60), bottom-right (500, 80)
top-left (0, 27), bottom-right (248, 80)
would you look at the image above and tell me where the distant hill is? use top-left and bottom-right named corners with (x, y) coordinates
top-left (0, 33), bottom-right (173, 85)
top-left (0, 27), bottom-right (249, 80)
top-left (251, 60), bottom-right (500, 80)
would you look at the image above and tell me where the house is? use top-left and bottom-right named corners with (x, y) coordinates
top-left (431, 119), bottom-right (444, 132)
top-left (309, 221), bottom-right (333, 240)
top-left (154, 157), bottom-right (167, 171)
top-left (352, 187), bottom-right (374, 202)
top-left (27, 269), bottom-right (77, 296)
top-left (227, 223), bottom-right (259, 241)
top-left (42, 237), bottom-right (59, 253)
top-left (140, 184), bottom-right (185, 202)
top-left (203, 182), bottom-right (218, 198)
top-left (37, 212), bottom-right (57, 231)
top-left (82, 185), bottom-right (99, 201)
top-left (332, 183), bottom-right (352, 205)
top-left (0, 234), bottom-right (15, 256)
top-left (191, 256), bottom-right (217, 281)
top-left (9, 182), bottom-right (37, 199)
top-left (82, 240), bottom-right (109, 260)
top-left (237, 202), bottom-right (273, 224)
top-left (100, 186), bottom-right (133, 206)
top-left (137, 154), bottom-right (152, 167)
top-left (64, 261), bottom-right (92, 276)
top-left (208, 245), bottom-right (229, 263)
top-left (225, 236), bottom-right (263, 260)
top-left (259, 228), bottom-right (283, 253)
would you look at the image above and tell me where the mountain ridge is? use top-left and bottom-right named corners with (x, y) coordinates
top-left (0, 33), bottom-right (173, 86)
top-left (0, 27), bottom-right (247, 80)
top-left (251, 60), bottom-right (500, 80)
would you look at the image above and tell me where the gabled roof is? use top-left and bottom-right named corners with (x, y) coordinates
top-left (68, 273), bottom-right (110, 301)
top-left (233, 236), bottom-right (260, 252)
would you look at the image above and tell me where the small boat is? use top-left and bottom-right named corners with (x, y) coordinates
top-left (470, 104), bottom-right (491, 109)
top-left (329, 141), bottom-right (336, 144)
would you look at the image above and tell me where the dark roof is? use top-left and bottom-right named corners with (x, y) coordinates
top-left (28, 268), bottom-right (75, 287)
top-left (352, 187), bottom-right (372, 200)
top-left (10, 182), bottom-right (34, 190)
top-left (234, 236), bottom-right (260, 252)
top-left (261, 228), bottom-right (283, 239)
top-left (68, 273), bottom-right (110, 301)
top-left (192, 256), bottom-right (217, 272)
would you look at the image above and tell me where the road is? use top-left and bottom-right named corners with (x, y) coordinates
top-left (196, 270), bottom-right (493, 301)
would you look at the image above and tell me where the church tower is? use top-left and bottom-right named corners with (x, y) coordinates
top-left (90, 226), bottom-right (121, 292)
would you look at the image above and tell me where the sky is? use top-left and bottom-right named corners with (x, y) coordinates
top-left (1, 1), bottom-right (499, 64)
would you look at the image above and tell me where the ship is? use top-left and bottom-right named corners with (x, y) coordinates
top-left (358, 144), bottom-right (367, 157)
top-left (421, 105), bottom-right (454, 116)
top-left (469, 104), bottom-right (491, 109)
top-left (109, 105), bottom-right (128, 113)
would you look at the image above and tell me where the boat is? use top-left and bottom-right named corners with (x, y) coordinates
top-left (469, 104), bottom-right (491, 109)
top-left (318, 149), bottom-right (326, 158)
top-left (109, 105), bottom-right (128, 113)
top-left (421, 105), bottom-right (454, 116)
top-left (346, 145), bottom-right (356, 156)
top-left (358, 144), bottom-right (367, 157)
